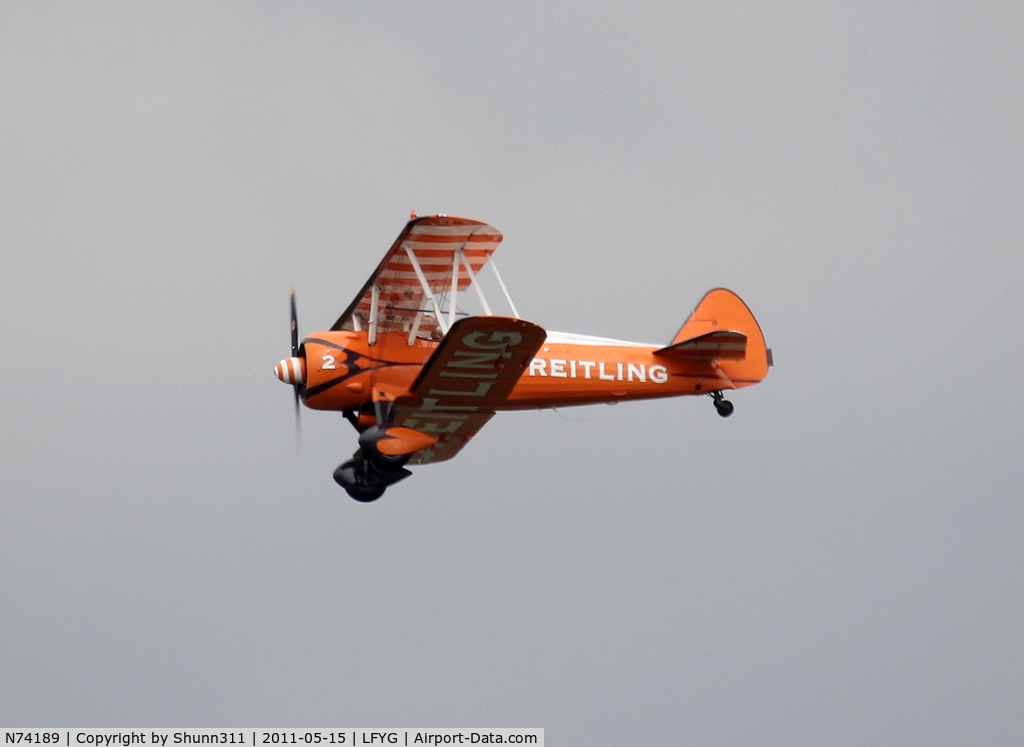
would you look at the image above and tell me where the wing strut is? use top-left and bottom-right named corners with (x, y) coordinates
top-left (405, 246), bottom-right (450, 336)
top-left (448, 247), bottom-right (459, 332)
top-left (368, 284), bottom-right (380, 345)
top-left (490, 259), bottom-right (520, 319)
top-left (459, 248), bottom-right (493, 316)
top-left (407, 311), bottom-right (424, 345)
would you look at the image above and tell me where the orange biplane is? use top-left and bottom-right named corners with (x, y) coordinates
top-left (275, 215), bottom-right (771, 502)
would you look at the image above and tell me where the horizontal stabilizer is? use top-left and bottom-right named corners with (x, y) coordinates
top-left (654, 330), bottom-right (747, 361)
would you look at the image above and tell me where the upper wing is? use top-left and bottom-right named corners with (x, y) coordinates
top-left (392, 316), bottom-right (547, 464)
top-left (331, 215), bottom-right (503, 341)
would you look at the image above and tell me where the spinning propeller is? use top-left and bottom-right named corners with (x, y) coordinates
top-left (274, 286), bottom-right (306, 429)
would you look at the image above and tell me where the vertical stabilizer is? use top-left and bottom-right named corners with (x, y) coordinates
top-left (664, 289), bottom-right (771, 387)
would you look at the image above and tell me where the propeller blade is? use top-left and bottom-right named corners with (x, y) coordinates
top-left (290, 286), bottom-right (301, 442)
top-left (290, 285), bottom-right (299, 357)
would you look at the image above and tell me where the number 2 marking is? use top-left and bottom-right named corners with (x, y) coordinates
top-left (322, 354), bottom-right (336, 370)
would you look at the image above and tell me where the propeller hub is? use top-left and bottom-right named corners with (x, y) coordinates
top-left (274, 356), bottom-right (306, 385)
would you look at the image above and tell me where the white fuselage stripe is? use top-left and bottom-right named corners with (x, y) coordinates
top-left (544, 330), bottom-right (660, 348)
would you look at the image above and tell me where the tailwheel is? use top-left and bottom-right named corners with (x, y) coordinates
top-left (711, 391), bottom-right (735, 418)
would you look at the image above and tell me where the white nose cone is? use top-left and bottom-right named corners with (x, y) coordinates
top-left (274, 356), bottom-right (306, 384)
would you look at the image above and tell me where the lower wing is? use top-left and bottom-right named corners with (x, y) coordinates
top-left (393, 316), bottom-right (546, 464)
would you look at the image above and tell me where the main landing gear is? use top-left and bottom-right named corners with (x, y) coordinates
top-left (711, 391), bottom-right (734, 418)
top-left (333, 451), bottom-right (411, 502)
top-left (334, 409), bottom-right (417, 502)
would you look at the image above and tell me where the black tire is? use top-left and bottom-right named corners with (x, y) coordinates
top-left (715, 400), bottom-right (735, 418)
top-left (345, 483), bottom-right (386, 503)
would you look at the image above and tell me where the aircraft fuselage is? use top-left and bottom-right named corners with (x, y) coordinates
top-left (298, 326), bottom-right (763, 414)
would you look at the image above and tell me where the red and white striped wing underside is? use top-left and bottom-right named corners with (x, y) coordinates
top-left (332, 216), bottom-right (503, 339)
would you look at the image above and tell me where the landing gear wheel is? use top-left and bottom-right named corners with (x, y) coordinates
top-left (345, 483), bottom-right (386, 503)
top-left (711, 391), bottom-right (734, 418)
top-left (333, 456), bottom-right (412, 503)
top-left (334, 458), bottom-right (387, 502)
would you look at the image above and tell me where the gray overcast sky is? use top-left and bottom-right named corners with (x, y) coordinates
top-left (2, 1), bottom-right (1022, 743)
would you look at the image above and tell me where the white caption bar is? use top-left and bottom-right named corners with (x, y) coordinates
top-left (0, 730), bottom-right (543, 747)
